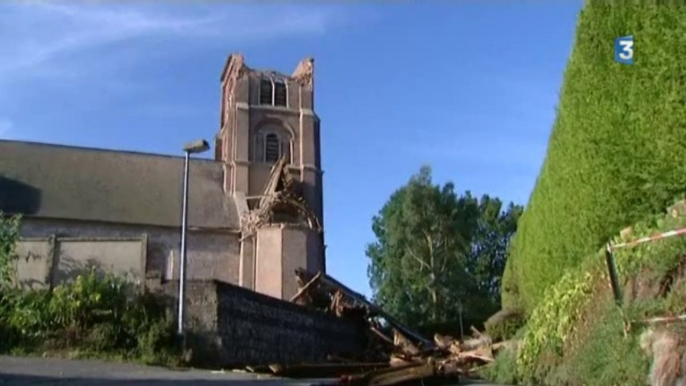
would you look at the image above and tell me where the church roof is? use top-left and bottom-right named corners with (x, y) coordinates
top-left (0, 140), bottom-right (239, 230)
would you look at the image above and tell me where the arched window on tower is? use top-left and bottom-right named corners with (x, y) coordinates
top-left (252, 126), bottom-right (292, 164)
top-left (265, 133), bottom-right (280, 162)
top-left (274, 79), bottom-right (287, 107)
top-left (259, 77), bottom-right (288, 107)
top-left (259, 79), bottom-right (273, 105)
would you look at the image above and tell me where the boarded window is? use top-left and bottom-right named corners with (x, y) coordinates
top-left (274, 79), bottom-right (287, 107)
top-left (265, 133), bottom-right (280, 162)
top-left (281, 139), bottom-right (291, 163)
top-left (254, 133), bottom-right (264, 162)
top-left (259, 79), bottom-right (273, 105)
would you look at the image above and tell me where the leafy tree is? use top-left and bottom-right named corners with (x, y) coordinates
top-left (366, 166), bottom-right (522, 331)
top-left (469, 198), bottom-right (522, 307)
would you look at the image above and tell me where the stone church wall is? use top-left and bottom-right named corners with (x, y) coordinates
top-left (17, 218), bottom-right (241, 288)
top-left (15, 235), bottom-right (145, 290)
top-left (14, 238), bottom-right (54, 290)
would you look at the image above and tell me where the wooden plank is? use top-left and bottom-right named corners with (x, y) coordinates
top-left (460, 335), bottom-right (491, 351)
top-left (645, 314), bottom-right (686, 324)
top-left (491, 340), bottom-right (519, 352)
top-left (290, 271), bottom-right (322, 303)
top-left (267, 362), bottom-right (391, 378)
top-left (245, 365), bottom-right (271, 373)
top-left (393, 329), bottom-right (421, 356)
top-left (316, 273), bottom-right (434, 348)
top-left (458, 353), bottom-right (494, 363)
top-left (370, 327), bottom-right (394, 345)
top-left (367, 362), bottom-right (443, 386)
top-left (433, 333), bottom-right (455, 349)
top-left (470, 326), bottom-right (482, 337)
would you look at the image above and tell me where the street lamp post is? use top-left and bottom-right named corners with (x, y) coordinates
top-left (177, 139), bottom-right (210, 339)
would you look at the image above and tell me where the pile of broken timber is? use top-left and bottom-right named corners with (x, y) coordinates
top-left (330, 328), bottom-right (509, 386)
top-left (245, 269), bottom-right (511, 385)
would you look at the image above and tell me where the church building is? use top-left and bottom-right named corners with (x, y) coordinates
top-left (0, 54), bottom-right (325, 300)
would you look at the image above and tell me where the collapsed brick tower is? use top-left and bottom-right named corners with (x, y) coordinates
top-left (215, 54), bottom-right (325, 300)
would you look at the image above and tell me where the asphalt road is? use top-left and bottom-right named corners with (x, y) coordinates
top-left (0, 356), bottom-right (502, 386)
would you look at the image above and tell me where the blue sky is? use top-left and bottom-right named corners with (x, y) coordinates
top-left (0, 1), bottom-right (583, 297)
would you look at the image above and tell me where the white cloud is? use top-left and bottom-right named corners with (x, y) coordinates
top-left (0, 1), bottom-right (346, 84)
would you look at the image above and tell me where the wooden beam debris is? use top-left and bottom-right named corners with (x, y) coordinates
top-left (266, 362), bottom-right (391, 378)
top-left (290, 271), bottom-right (322, 303)
top-left (370, 327), bottom-right (394, 346)
top-left (645, 314), bottom-right (686, 324)
top-left (268, 270), bottom-right (516, 385)
top-left (295, 269), bottom-right (434, 348)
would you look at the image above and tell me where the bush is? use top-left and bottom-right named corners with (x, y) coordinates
top-left (48, 271), bottom-right (131, 330)
top-left (508, 206), bottom-right (686, 385)
top-left (0, 270), bottom-right (179, 365)
top-left (516, 260), bottom-right (598, 381)
top-left (481, 347), bottom-right (521, 385)
top-left (503, 2), bottom-right (686, 314)
top-left (0, 212), bottom-right (178, 365)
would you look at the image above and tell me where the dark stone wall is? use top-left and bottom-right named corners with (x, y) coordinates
top-left (163, 280), bottom-right (366, 368)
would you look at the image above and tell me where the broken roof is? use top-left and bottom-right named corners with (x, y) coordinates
top-left (0, 140), bottom-right (239, 229)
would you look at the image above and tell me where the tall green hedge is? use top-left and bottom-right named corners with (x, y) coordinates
top-left (503, 2), bottom-right (686, 313)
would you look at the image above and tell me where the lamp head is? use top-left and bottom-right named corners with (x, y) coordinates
top-left (183, 139), bottom-right (210, 154)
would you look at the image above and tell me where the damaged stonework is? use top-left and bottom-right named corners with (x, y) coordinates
top-left (240, 156), bottom-right (322, 240)
top-left (292, 57), bottom-right (315, 90)
top-left (237, 155), bottom-right (324, 300)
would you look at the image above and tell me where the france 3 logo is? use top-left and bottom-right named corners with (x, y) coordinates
top-left (615, 35), bottom-right (634, 65)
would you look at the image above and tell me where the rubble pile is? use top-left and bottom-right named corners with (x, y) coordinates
top-left (247, 269), bottom-right (513, 385)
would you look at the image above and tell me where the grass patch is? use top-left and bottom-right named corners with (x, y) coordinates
top-left (558, 306), bottom-right (648, 386)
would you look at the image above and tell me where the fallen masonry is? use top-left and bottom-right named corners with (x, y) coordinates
top-left (241, 269), bottom-right (516, 385)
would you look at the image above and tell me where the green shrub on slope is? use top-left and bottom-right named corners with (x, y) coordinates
top-left (511, 208), bottom-right (686, 385)
top-left (503, 2), bottom-right (686, 313)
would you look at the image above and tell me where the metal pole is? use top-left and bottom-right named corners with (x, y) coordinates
top-left (458, 302), bottom-right (464, 341)
top-left (178, 151), bottom-right (190, 337)
top-left (605, 244), bottom-right (623, 306)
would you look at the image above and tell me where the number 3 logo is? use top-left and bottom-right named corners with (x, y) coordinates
top-left (619, 40), bottom-right (634, 60)
top-left (615, 36), bottom-right (634, 65)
